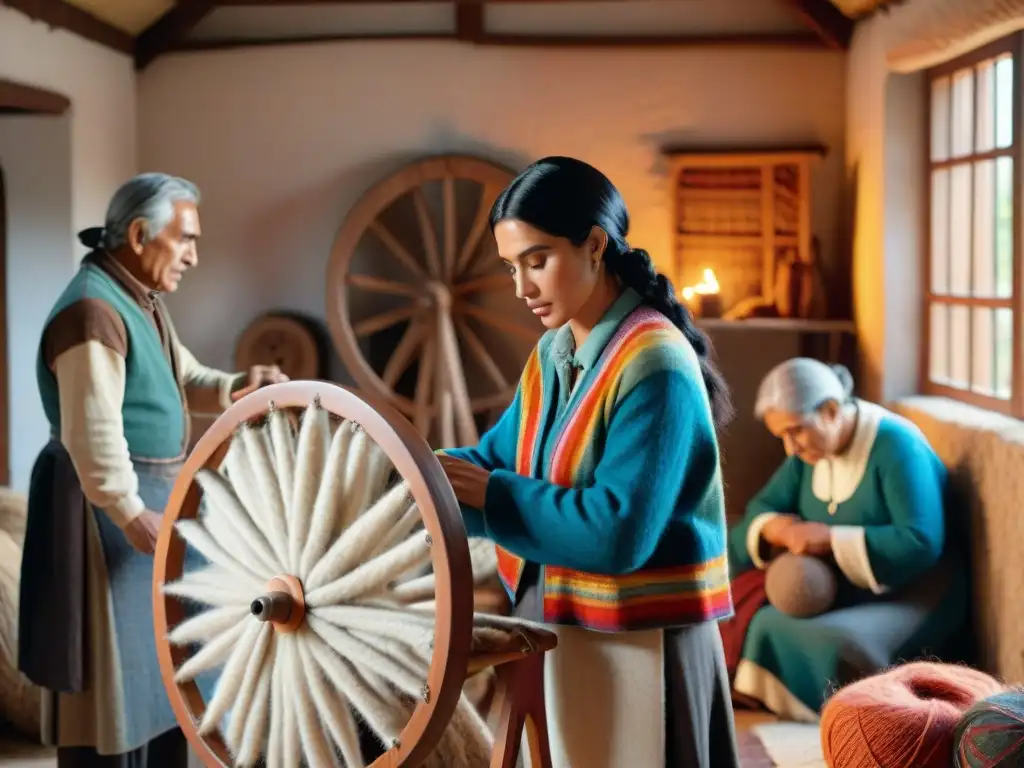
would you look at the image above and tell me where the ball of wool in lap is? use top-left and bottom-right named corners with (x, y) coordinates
top-left (821, 661), bottom-right (1007, 768)
top-left (765, 553), bottom-right (838, 618)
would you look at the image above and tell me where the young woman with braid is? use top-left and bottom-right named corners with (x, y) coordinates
top-left (438, 156), bottom-right (740, 768)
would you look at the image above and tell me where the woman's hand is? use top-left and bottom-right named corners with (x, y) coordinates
top-left (761, 514), bottom-right (802, 547)
top-left (437, 455), bottom-right (491, 510)
top-left (783, 522), bottom-right (833, 557)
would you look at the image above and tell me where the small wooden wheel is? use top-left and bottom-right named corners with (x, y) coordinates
top-left (154, 382), bottom-right (557, 767)
top-left (326, 155), bottom-right (544, 448)
top-left (234, 313), bottom-right (324, 381)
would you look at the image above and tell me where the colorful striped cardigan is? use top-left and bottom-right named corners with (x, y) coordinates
top-left (445, 288), bottom-right (734, 633)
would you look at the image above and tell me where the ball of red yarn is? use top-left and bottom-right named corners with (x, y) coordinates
top-left (820, 661), bottom-right (1007, 768)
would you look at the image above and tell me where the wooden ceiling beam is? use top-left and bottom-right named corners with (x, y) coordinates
top-left (455, 2), bottom-right (484, 42)
top-left (1, 0), bottom-right (133, 54)
top-left (784, 0), bottom-right (854, 50)
top-left (212, 0), bottom-right (627, 4)
top-left (177, 30), bottom-right (826, 54)
top-left (135, 0), bottom-right (217, 70)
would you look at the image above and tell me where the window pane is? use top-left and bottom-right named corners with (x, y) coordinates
top-left (976, 59), bottom-right (995, 153)
top-left (949, 164), bottom-right (972, 297)
top-left (951, 68), bottom-right (975, 158)
top-left (949, 304), bottom-right (970, 389)
top-left (972, 307), bottom-right (994, 394)
top-left (931, 169), bottom-right (950, 294)
top-left (973, 160), bottom-right (995, 296)
top-left (930, 303), bottom-right (949, 384)
top-left (995, 156), bottom-right (1014, 298)
top-left (995, 54), bottom-right (1014, 149)
top-left (931, 75), bottom-right (951, 162)
top-left (995, 308), bottom-right (1013, 399)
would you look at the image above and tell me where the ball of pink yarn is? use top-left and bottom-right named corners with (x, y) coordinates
top-left (820, 662), bottom-right (1006, 768)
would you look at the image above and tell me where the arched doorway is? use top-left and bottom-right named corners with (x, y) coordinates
top-left (0, 77), bottom-right (70, 487)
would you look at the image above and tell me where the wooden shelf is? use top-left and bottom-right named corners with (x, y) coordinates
top-left (697, 318), bottom-right (855, 333)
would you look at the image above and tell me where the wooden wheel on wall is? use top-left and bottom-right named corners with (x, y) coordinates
top-left (153, 381), bottom-right (556, 767)
top-left (234, 312), bottom-right (326, 381)
top-left (326, 155), bottom-right (544, 449)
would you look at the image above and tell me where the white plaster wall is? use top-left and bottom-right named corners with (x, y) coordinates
top-left (138, 40), bottom-right (848, 375)
top-left (846, 0), bottom-right (934, 402)
top-left (0, 117), bottom-right (74, 491)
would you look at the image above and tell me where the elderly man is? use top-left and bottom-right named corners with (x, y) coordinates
top-left (18, 172), bottom-right (286, 767)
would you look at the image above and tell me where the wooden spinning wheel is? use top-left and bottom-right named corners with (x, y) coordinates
top-left (326, 155), bottom-right (544, 449)
top-left (154, 381), bottom-right (555, 767)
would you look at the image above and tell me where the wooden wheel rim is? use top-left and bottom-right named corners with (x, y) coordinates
top-left (326, 154), bottom-right (541, 445)
top-left (153, 380), bottom-right (475, 767)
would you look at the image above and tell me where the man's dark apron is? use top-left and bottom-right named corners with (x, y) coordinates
top-left (19, 439), bottom-right (216, 753)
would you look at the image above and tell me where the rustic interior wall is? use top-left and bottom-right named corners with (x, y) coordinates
top-left (137, 40), bottom-right (848, 380)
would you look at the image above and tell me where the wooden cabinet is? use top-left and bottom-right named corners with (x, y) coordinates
top-left (665, 147), bottom-right (827, 319)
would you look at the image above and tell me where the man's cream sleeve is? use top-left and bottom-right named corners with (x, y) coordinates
top-left (53, 341), bottom-right (145, 529)
top-left (177, 343), bottom-right (245, 412)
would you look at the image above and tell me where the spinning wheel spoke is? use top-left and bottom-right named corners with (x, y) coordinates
top-left (452, 273), bottom-right (512, 298)
top-left (456, 182), bottom-right (504, 279)
top-left (347, 273), bottom-right (423, 299)
top-left (435, 305), bottom-right (478, 447)
top-left (455, 317), bottom-right (509, 392)
top-left (455, 302), bottom-right (543, 344)
top-left (414, 336), bottom-right (436, 437)
top-left (382, 318), bottom-right (426, 389)
top-left (368, 219), bottom-right (428, 280)
top-left (411, 188), bottom-right (443, 279)
top-left (442, 175), bottom-right (457, 282)
top-left (473, 387), bottom-right (519, 412)
top-left (434, 363), bottom-right (455, 448)
top-left (353, 305), bottom-right (418, 338)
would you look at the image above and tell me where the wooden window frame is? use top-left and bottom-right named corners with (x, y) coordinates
top-left (922, 33), bottom-right (1024, 417)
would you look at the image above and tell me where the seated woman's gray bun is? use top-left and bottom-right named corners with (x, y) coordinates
top-left (754, 357), bottom-right (856, 419)
top-left (828, 363), bottom-right (855, 400)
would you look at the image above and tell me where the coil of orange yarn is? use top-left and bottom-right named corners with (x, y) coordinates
top-left (820, 662), bottom-right (1006, 768)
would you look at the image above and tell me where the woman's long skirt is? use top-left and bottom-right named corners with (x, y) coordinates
top-left (516, 566), bottom-right (741, 768)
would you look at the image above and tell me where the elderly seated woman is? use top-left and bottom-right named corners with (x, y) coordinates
top-left (720, 358), bottom-right (968, 722)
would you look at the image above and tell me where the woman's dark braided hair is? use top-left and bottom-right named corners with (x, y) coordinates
top-left (490, 156), bottom-right (734, 429)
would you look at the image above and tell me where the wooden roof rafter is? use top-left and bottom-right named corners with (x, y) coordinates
top-left (1, 0), bottom-right (867, 68)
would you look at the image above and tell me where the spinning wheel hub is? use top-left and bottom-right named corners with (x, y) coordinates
top-left (424, 281), bottom-right (452, 309)
top-left (252, 574), bottom-right (306, 634)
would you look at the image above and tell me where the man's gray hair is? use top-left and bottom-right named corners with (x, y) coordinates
top-left (102, 172), bottom-right (200, 249)
top-left (754, 357), bottom-right (855, 419)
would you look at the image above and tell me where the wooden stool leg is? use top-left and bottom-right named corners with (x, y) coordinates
top-left (520, 654), bottom-right (552, 768)
top-left (489, 662), bottom-right (527, 768)
top-left (488, 654), bottom-right (553, 768)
